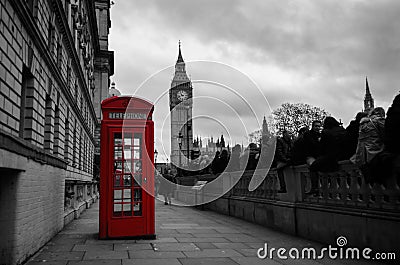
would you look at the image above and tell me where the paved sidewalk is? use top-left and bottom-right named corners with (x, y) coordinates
top-left (25, 199), bottom-right (379, 265)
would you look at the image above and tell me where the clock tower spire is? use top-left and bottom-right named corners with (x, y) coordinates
top-left (169, 41), bottom-right (194, 171)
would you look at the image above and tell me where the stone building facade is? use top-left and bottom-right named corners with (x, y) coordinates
top-left (0, 0), bottom-right (113, 264)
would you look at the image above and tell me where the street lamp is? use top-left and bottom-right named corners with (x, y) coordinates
top-left (178, 132), bottom-right (183, 176)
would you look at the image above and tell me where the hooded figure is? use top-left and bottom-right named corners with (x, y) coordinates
top-left (353, 107), bottom-right (385, 167)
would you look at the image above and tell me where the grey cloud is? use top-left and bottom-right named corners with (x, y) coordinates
top-left (111, 0), bottom-right (399, 128)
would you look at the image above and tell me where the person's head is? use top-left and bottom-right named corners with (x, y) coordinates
top-left (323, 116), bottom-right (340, 130)
top-left (369, 107), bottom-right (385, 118)
top-left (355, 112), bottom-right (368, 123)
top-left (311, 120), bottom-right (322, 133)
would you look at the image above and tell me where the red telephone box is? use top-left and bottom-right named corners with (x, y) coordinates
top-left (99, 96), bottom-right (155, 239)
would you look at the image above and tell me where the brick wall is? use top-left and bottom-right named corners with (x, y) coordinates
top-left (0, 149), bottom-right (64, 265)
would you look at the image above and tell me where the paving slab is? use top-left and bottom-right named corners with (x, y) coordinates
top-left (134, 237), bottom-right (178, 243)
top-left (113, 243), bottom-right (153, 251)
top-left (25, 261), bottom-right (68, 265)
top-left (122, 258), bottom-right (182, 265)
top-left (72, 244), bottom-right (113, 252)
top-left (152, 242), bottom-right (201, 251)
top-left (83, 250), bottom-right (129, 260)
top-left (177, 237), bottom-right (230, 243)
top-left (231, 256), bottom-right (282, 265)
top-left (195, 242), bottom-right (218, 249)
top-left (178, 257), bottom-right (239, 265)
top-left (30, 251), bottom-right (85, 262)
top-left (212, 242), bottom-right (249, 249)
top-left (68, 260), bottom-right (122, 265)
top-left (128, 250), bottom-right (186, 259)
top-left (183, 248), bottom-right (243, 258)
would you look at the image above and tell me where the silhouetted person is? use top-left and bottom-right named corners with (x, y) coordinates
top-left (352, 107), bottom-right (385, 184)
top-left (211, 151), bottom-right (221, 174)
top-left (345, 112), bottom-right (368, 158)
top-left (384, 94), bottom-right (400, 183)
top-left (303, 120), bottom-right (322, 166)
top-left (159, 172), bottom-right (174, 205)
top-left (308, 117), bottom-right (347, 194)
top-left (384, 95), bottom-right (400, 155)
top-left (228, 144), bottom-right (241, 171)
top-left (274, 130), bottom-right (293, 193)
top-left (291, 127), bottom-right (309, 166)
top-left (218, 149), bottom-right (230, 173)
top-left (240, 143), bottom-right (260, 170)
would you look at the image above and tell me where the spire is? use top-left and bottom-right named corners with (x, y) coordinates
top-left (177, 40), bottom-right (184, 63)
top-left (366, 76), bottom-right (371, 95)
top-left (364, 76), bottom-right (374, 112)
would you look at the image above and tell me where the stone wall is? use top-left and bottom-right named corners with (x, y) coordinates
top-left (175, 163), bottom-right (400, 255)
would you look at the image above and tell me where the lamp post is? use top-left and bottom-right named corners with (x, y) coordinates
top-left (178, 132), bottom-right (183, 176)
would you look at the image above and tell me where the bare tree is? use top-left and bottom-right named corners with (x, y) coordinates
top-left (271, 103), bottom-right (330, 136)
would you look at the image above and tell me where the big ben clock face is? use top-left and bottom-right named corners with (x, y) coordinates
top-left (177, 90), bottom-right (188, 101)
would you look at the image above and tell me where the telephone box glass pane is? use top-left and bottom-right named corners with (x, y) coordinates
top-left (114, 189), bottom-right (122, 199)
top-left (114, 133), bottom-right (122, 145)
top-left (114, 146), bottom-right (122, 159)
top-left (114, 204), bottom-right (122, 215)
top-left (134, 160), bottom-right (141, 173)
top-left (134, 188), bottom-right (142, 201)
top-left (133, 174), bottom-right (142, 186)
top-left (124, 149), bottom-right (131, 159)
top-left (133, 203), bottom-right (142, 216)
top-left (114, 161), bottom-right (122, 172)
top-left (123, 188), bottom-right (131, 199)
top-left (124, 133), bottom-right (132, 146)
top-left (123, 174), bottom-right (132, 186)
top-left (124, 160), bottom-right (132, 173)
top-left (123, 204), bottom-right (132, 216)
top-left (134, 148), bottom-right (140, 159)
top-left (114, 175), bottom-right (121, 187)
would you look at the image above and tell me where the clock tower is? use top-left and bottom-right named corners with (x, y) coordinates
top-left (169, 42), bottom-right (193, 169)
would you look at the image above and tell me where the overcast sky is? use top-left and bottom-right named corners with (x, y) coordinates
top-left (109, 0), bottom-right (400, 162)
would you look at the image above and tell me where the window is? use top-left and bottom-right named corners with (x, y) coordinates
top-left (19, 66), bottom-right (34, 138)
top-left (44, 94), bottom-right (54, 152)
top-left (64, 109), bottom-right (70, 161)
